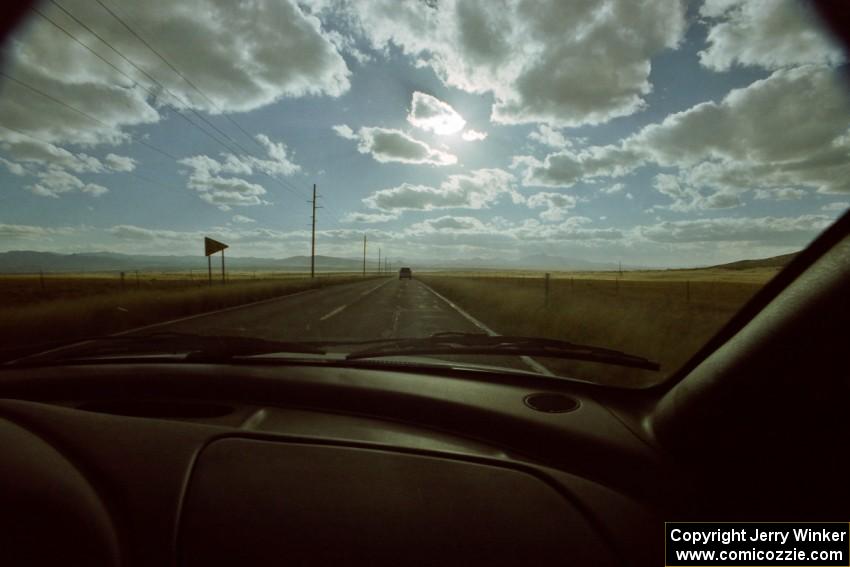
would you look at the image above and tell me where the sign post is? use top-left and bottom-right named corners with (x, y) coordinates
top-left (204, 237), bottom-right (229, 286)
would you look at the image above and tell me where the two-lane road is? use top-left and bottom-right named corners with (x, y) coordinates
top-left (143, 277), bottom-right (546, 373)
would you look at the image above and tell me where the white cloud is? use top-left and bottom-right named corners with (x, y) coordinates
top-left (527, 192), bottom-right (577, 222)
top-left (639, 215), bottom-right (832, 244)
top-left (178, 134), bottom-right (298, 209)
top-left (231, 215), bottom-right (256, 224)
top-left (0, 158), bottom-right (26, 175)
top-left (0, 223), bottom-right (80, 240)
top-left (333, 125), bottom-right (457, 165)
top-left (600, 183), bottom-right (625, 195)
top-left (1, 0), bottom-right (350, 147)
top-left (528, 125), bottom-right (571, 149)
top-left (341, 211), bottom-right (400, 223)
top-left (461, 129), bottom-right (487, 142)
top-left (328, 0), bottom-right (686, 127)
top-left (407, 92), bottom-right (466, 135)
top-left (653, 173), bottom-right (741, 212)
top-left (179, 156), bottom-right (267, 210)
top-left (699, 0), bottom-right (844, 71)
top-left (363, 168), bottom-right (521, 212)
top-left (821, 201), bottom-right (849, 213)
top-left (104, 153), bottom-right (137, 172)
top-left (514, 145), bottom-right (642, 188)
top-left (753, 188), bottom-right (806, 201)
top-left (28, 168), bottom-right (109, 198)
top-left (514, 65), bottom-right (850, 198)
top-left (1, 138), bottom-right (105, 173)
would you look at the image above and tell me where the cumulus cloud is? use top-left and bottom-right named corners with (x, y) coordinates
top-left (514, 65), bottom-right (850, 200)
top-left (178, 134), bottom-right (298, 209)
top-left (104, 153), bottom-right (136, 172)
top-left (29, 168), bottom-right (108, 198)
top-left (407, 92), bottom-right (466, 135)
top-left (231, 214), bottom-right (256, 224)
top-left (363, 168), bottom-right (521, 212)
top-left (461, 129), bottom-right (487, 141)
top-left (341, 211), bottom-right (400, 223)
top-left (753, 188), bottom-right (806, 201)
top-left (333, 124), bottom-right (457, 165)
top-left (0, 158), bottom-right (26, 176)
top-left (821, 201), bottom-right (849, 213)
top-left (699, 0), bottom-right (844, 71)
top-left (600, 183), bottom-right (625, 195)
top-left (0, 0), bottom-right (350, 147)
top-left (0, 222), bottom-right (79, 240)
top-left (528, 125), bottom-right (572, 149)
top-left (652, 173), bottom-right (741, 212)
top-left (325, 0), bottom-right (685, 127)
top-left (1, 138), bottom-right (106, 173)
top-left (180, 155), bottom-right (268, 210)
top-left (514, 145), bottom-right (642, 188)
top-left (527, 192), bottom-right (578, 222)
top-left (639, 215), bottom-right (832, 244)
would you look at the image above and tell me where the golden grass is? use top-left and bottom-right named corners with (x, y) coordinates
top-left (0, 271), bottom-right (363, 308)
top-left (418, 272), bottom-right (773, 388)
top-left (0, 274), bottom-right (379, 347)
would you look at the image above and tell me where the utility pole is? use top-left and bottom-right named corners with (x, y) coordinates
top-left (362, 234), bottom-right (367, 277)
top-left (378, 247), bottom-right (381, 275)
top-left (310, 184), bottom-right (321, 278)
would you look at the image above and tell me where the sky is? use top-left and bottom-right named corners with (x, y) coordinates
top-left (0, 0), bottom-right (848, 267)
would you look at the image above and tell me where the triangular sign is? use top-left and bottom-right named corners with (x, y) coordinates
top-left (204, 237), bottom-right (228, 256)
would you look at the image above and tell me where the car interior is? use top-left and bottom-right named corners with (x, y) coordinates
top-left (1, 3), bottom-right (849, 567)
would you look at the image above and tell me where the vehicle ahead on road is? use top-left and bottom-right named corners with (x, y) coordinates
top-left (1, 1), bottom-right (849, 565)
top-left (399, 267), bottom-right (412, 279)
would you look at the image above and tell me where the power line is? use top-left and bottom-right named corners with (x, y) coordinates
top-left (0, 124), bottom-right (181, 194)
top-left (46, 0), bottom-right (311, 202)
top-left (45, 0), bottom-right (251, 159)
top-left (31, 6), bottom-right (238, 156)
top-left (0, 70), bottom-right (178, 161)
top-left (92, 0), bottom-right (269, 155)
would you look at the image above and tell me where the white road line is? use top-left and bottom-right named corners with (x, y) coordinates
top-left (360, 278), bottom-right (393, 297)
top-left (319, 304), bottom-right (348, 321)
top-left (320, 278), bottom-right (393, 322)
top-left (419, 280), bottom-right (554, 376)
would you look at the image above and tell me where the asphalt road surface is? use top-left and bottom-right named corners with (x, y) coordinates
top-left (145, 277), bottom-right (549, 374)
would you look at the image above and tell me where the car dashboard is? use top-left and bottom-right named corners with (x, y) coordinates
top-left (0, 361), bottom-right (665, 566)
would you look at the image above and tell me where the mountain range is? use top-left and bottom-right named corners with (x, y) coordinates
top-left (0, 250), bottom-right (797, 274)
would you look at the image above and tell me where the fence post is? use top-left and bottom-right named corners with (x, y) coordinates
top-left (544, 273), bottom-right (550, 307)
top-left (120, 271), bottom-right (125, 290)
top-left (615, 276), bottom-right (619, 296)
top-left (686, 280), bottom-right (690, 302)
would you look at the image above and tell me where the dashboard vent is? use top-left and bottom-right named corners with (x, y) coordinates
top-left (524, 393), bottom-right (579, 413)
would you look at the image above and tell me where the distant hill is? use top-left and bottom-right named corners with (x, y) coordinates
top-left (707, 252), bottom-right (798, 270)
top-left (419, 253), bottom-right (624, 271)
top-left (0, 251), bottom-right (366, 273)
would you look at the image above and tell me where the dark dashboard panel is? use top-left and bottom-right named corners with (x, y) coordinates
top-left (0, 362), bottom-right (663, 565)
top-left (181, 439), bottom-right (617, 566)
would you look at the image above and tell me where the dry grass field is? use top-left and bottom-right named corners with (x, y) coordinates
top-left (0, 273), bottom-right (375, 348)
top-left (418, 267), bottom-right (779, 388)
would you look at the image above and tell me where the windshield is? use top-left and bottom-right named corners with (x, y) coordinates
top-left (1, 0), bottom-right (848, 387)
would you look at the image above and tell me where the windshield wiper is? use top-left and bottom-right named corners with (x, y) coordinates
top-left (345, 332), bottom-right (660, 371)
top-left (2, 332), bottom-right (325, 366)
